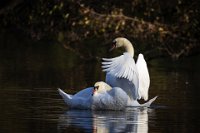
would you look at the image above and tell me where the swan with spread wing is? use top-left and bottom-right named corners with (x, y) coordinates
top-left (102, 37), bottom-right (156, 106)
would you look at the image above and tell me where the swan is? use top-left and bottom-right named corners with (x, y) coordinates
top-left (58, 81), bottom-right (128, 110)
top-left (102, 37), bottom-right (155, 106)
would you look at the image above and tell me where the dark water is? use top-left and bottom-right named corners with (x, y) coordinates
top-left (0, 33), bottom-right (200, 133)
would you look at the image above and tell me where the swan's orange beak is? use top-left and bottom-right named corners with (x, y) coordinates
top-left (92, 86), bottom-right (99, 96)
top-left (109, 43), bottom-right (116, 51)
top-left (109, 40), bottom-right (117, 51)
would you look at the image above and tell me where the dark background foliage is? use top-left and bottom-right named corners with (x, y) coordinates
top-left (0, 0), bottom-right (200, 60)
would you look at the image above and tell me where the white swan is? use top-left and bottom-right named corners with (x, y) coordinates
top-left (58, 81), bottom-right (128, 110)
top-left (102, 37), bottom-right (154, 106)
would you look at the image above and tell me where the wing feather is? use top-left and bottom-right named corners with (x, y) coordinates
top-left (136, 54), bottom-right (150, 101)
top-left (102, 52), bottom-right (139, 100)
top-left (102, 53), bottom-right (138, 82)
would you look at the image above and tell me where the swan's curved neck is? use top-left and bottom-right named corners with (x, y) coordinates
top-left (123, 40), bottom-right (134, 57)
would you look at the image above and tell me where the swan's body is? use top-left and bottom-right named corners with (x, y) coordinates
top-left (58, 81), bottom-right (128, 110)
top-left (102, 37), bottom-right (151, 104)
top-left (58, 87), bottom-right (92, 109)
top-left (103, 53), bottom-right (139, 100)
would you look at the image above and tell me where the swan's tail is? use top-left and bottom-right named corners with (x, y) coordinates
top-left (58, 88), bottom-right (72, 104)
top-left (141, 96), bottom-right (158, 107)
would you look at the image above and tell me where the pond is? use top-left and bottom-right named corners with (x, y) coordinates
top-left (0, 32), bottom-right (200, 133)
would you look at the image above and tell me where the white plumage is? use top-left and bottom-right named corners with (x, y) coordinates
top-left (102, 37), bottom-right (151, 102)
top-left (58, 81), bottom-right (129, 110)
top-left (102, 53), bottom-right (139, 83)
top-left (58, 37), bottom-right (157, 109)
top-left (102, 52), bottom-right (139, 100)
top-left (136, 54), bottom-right (150, 101)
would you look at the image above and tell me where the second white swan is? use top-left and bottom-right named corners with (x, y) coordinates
top-left (58, 81), bottom-right (129, 110)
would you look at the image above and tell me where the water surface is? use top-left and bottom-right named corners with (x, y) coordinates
top-left (0, 33), bottom-right (200, 133)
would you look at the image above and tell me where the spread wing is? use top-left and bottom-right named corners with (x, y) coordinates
top-left (136, 54), bottom-right (150, 101)
top-left (102, 52), bottom-right (139, 100)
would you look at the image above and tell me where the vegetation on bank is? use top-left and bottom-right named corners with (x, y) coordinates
top-left (0, 0), bottom-right (199, 60)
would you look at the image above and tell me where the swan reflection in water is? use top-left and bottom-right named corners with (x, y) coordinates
top-left (58, 107), bottom-right (151, 133)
